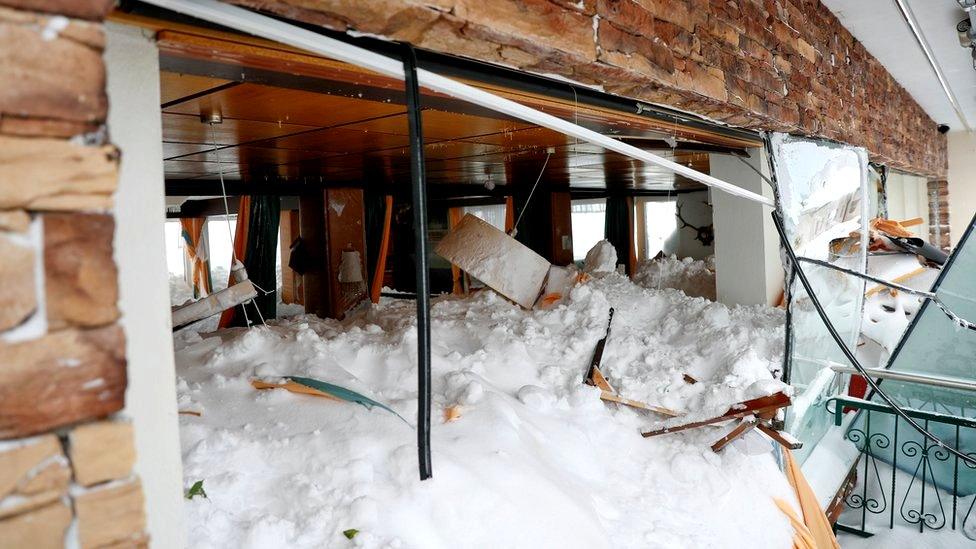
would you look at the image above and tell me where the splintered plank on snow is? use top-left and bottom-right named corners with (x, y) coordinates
top-left (641, 392), bottom-right (791, 438)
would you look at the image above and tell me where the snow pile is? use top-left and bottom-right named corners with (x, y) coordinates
top-left (175, 273), bottom-right (794, 548)
top-left (633, 255), bottom-right (717, 301)
top-left (583, 239), bottom-right (618, 274)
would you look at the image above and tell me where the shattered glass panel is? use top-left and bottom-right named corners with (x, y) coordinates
top-left (885, 213), bottom-right (976, 391)
top-left (769, 133), bottom-right (870, 463)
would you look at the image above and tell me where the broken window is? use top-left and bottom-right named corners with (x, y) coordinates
top-left (769, 133), bottom-right (870, 463)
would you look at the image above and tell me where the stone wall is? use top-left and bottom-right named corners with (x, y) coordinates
top-left (231, 0), bottom-right (947, 178)
top-left (0, 1), bottom-right (147, 547)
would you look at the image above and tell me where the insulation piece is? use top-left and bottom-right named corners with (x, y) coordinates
top-left (435, 214), bottom-right (549, 309)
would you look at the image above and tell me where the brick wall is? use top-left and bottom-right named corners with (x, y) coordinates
top-left (0, 1), bottom-right (147, 547)
top-left (232, 0), bottom-right (947, 178)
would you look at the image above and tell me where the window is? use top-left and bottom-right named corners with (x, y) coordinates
top-left (571, 199), bottom-right (606, 260)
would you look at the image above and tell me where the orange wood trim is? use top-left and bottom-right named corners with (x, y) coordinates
top-left (505, 196), bottom-right (515, 234)
top-left (370, 195), bottom-right (394, 304)
top-left (447, 207), bottom-right (465, 295)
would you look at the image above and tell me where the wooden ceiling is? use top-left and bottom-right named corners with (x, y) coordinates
top-left (149, 24), bottom-right (752, 193)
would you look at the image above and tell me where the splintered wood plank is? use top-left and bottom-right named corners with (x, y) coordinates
top-left (756, 423), bottom-right (803, 450)
top-left (599, 391), bottom-right (681, 417)
top-left (642, 392), bottom-right (791, 438)
top-left (710, 418), bottom-right (758, 452)
top-left (0, 326), bottom-right (126, 439)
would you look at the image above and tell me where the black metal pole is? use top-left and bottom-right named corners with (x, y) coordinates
top-left (402, 44), bottom-right (433, 481)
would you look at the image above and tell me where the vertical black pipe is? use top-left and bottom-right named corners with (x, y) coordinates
top-left (402, 44), bottom-right (433, 481)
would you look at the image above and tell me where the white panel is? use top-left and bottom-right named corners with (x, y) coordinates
top-left (106, 23), bottom-right (187, 549)
top-left (710, 149), bottom-right (783, 306)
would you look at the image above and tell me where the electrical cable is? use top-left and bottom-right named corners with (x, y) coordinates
top-left (795, 256), bottom-right (976, 331)
top-left (510, 151), bottom-right (551, 237)
top-left (210, 122), bottom-right (254, 327)
top-left (773, 212), bottom-right (976, 467)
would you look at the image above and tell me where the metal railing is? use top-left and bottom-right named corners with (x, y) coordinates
top-left (828, 395), bottom-right (976, 538)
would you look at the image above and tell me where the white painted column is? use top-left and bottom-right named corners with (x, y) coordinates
top-left (106, 23), bottom-right (187, 548)
top-left (710, 149), bottom-right (783, 307)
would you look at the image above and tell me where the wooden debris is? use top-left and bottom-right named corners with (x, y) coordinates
top-left (443, 405), bottom-right (462, 423)
top-left (710, 418), bottom-right (758, 452)
top-left (178, 410), bottom-right (202, 417)
top-left (642, 392), bottom-right (791, 438)
top-left (251, 379), bottom-right (342, 401)
top-left (682, 373), bottom-right (698, 385)
top-left (870, 217), bottom-right (915, 239)
top-left (68, 421), bottom-right (136, 487)
top-left (588, 366), bottom-right (614, 392)
top-left (757, 423), bottom-right (803, 450)
top-left (864, 266), bottom-right (927, 297)
top-left (599, 391), bottom-right (681, 417)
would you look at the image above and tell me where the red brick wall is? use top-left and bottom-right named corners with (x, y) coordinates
top-left (233, 0), bottom-right (947, 178)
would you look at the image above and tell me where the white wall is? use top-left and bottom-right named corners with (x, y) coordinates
top-left (948, 131), bottom-right (976, 247)
top-left (710, 149), bottom-right (783, 306)
top-left (106, 24), bottom-right (187, 549)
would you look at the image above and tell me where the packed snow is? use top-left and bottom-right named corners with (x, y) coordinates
top-left (633, 255), bottom-right (717, 301)
top-left (173, 269), bottom-right (798, 548)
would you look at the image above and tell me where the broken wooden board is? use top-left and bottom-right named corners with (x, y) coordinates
top-left (434, 214), bottom-right (549, 309)
top-left (172, 279), bottom-right (257, 329)
top-left (757, 423), bottom-right (803, 450)
top-left (642, 392), bottom-right (791, 438)
top-left (251, 379), bottom-right (342, 401)
top-left (710, 418), bottom-right (758, 452)
top-left (599, 391), bottom-right (681, 417)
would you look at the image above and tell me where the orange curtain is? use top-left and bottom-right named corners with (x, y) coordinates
top-left (180, 218), bottom-right (212, 299)
top-left (370, 195), bottom-right (394, 304)
top-left (218, 197), bottom-right (252, 328)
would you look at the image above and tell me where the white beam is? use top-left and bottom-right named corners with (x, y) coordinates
top-left (106, 23), bottom-right (187, 549)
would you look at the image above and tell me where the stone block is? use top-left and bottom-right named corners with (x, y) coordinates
top-left (75, 479), bottom-right (146, 549)
top-left (0, 325), bottom-right (126, 439)
top-left (44, 213), bottom-right (119, 329)
top-left (0, 232), bottom-right (36, 331)
top-left (0, 500), bottom-right (71, 549)
top-left (0, 136), bottom-right (117, 210)
top-left (68, 421), bottom-right (136, 487)
top-left (0, 8), bottom-right (106, 125)
top-left (0, 0), bottom-right (115, 20)
top-left (0, 435), bottom-right (70, 518)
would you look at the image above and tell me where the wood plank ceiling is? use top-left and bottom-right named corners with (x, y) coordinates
top-left (153, 28), bottom-right (754, 193)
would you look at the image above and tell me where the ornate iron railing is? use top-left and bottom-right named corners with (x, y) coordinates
top-left (828, 396), bottom-right (976, 538)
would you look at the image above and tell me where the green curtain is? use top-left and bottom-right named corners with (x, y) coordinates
top-left (363, 188), bottom-right (386, 291)
top-left (231, 194), bottom-right (280, 326)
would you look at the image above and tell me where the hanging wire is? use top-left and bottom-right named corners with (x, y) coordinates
top-left (209, 122), bottom-right (255, 327)
top-left (510, 151), bottom-right (552, 236)
top-left (796, 256), bottom-right (976, 331)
